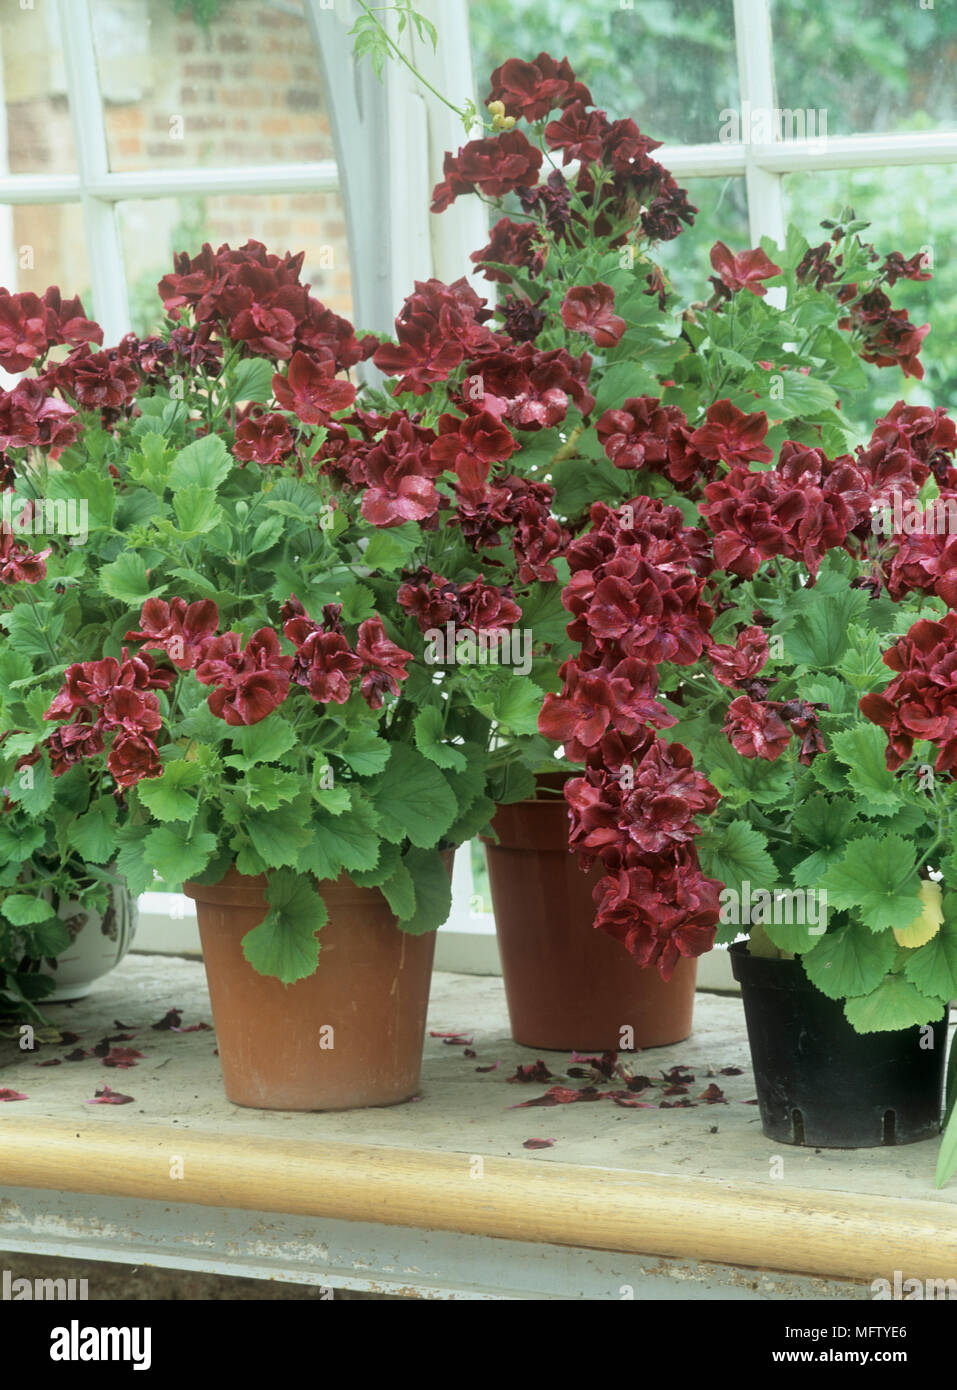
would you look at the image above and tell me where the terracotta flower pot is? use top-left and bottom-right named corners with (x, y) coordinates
top-left (482, 792), bottom-right (697, 1051)
top-left (184, 863), bottom-right (446, 1112)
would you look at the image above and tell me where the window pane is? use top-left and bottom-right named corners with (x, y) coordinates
top-left (772, 0), bottom-right (957, 136)
top-left (468, 0), bottom-right (739, 146)
top-left (783, 166), bottom-right (955, 437)
top-left (116, 192), bottom-right (352, 337)
top-left (0, 205), bottom-right (91, 309)
top-left (93, 0), bottom-right (336, 172)
top-left (1, 1), bottom-right (77, 173)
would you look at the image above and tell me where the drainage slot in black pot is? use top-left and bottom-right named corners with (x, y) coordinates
top-left (883, 1110), bottom-right (897, 1146)
top-left (791, 1108), bottom-right (805, 1145)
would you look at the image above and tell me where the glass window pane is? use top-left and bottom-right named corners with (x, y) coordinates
top-left (468, 0), bottom-right (739, 146)
top-left (0, 204), bottom-right (91, 309)
top-left (772, 0), bottom-right (957, 136)
top-left (783, 166), bottom-right (955, 436)
top-left (93, 0), bottom-right (336, 173)
top-left (1, 2), bottom-right (77, 173)
top-left (116, 192), bottom-right (352, 338)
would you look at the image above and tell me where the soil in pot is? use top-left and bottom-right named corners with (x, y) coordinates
top-left (184, 861), bottom-right (448, 1112)
top-left (730, 943), bottom-right (947, 1147)
top-left (483, 781), bottom-right (697, 1051)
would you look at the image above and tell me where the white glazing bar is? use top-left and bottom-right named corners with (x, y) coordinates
top-left (56, 0), bottom-right (131, 343)
top-left (733, 0), bottom-right (786, 249)
top-left (84, 161), bottom-right (340, 201)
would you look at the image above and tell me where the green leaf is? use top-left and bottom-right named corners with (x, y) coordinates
top-left (820, 834), bottom-right (922, 931)
top-left (447, 793), bottom-right (495, 844)
top-left (697, 819), bottom-right (776, 896)
top-left (362, 524), bottom-right (421, 573)
top-left (481, 678), bottom-right (545, 736)
top-left (228, 717), bottom-right (298, 765)
top-left (801, 919), bottom-right (896, 1000)
top-left (830, 724), bottom-right (903, 816)
top-left (338, 728), bottom-right (392, 776)
top-left (114, 826), bottom-right (157, 897)
top-left (9, 755), bottom-right (54, 816)
top-left (169, 434), bottom-right (232, 493)
top-left (380, 860), bottom-right (416, 919)
top-left (593, 360), bottom-right (661, 414)
top-left (144, 826), bottom-right (217, 882)
top-left (99, 553), bottom-right (166, 607)
top-left (369, 744), bottom-right (458, 848)
top-left (242, 869), bottom-right (325, 983)
top-left (25, 916), bottom-right (71, 958)
top-left (782, 588), bottom-right (868, 667)
top-left (70, 797), bottom-right (119, 864)
top-left (228, 356), bottom-right (275, 404)
top-left (297, 797), bottom-right (381, 880)
top-left (137, 760), bottom-right (204, 823)
top-left (242, 766), bottom-right (300, 811)
top-left (903, 897), bottom-right (957, 1002)
top-left (396, 847), bottom-right (452, 935)
top-left (1, 893), bottom-right (56, 926)
top-left (414, 706), bottom-right (467, 771)
top-left (173, 485), bottom-right (224, 536)
top-left (243, 804), bottom-right (313, 867)
top-left (844, 975), bottom-right (944, 1033)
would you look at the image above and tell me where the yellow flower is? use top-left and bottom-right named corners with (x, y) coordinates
top-left (893, 879), bottom-right (943, 947)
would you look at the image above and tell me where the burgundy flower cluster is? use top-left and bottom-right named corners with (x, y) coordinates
top-left (436, 52), bottom-right (695, 254)
top-left (538, 497), bottom-right (721, 977)
top-left (372, 278), bottom-right (503, 397)
top-left (453, 465), bottom-right (568, 583)
top-left (397, 571), bottom-right (522, 634)
top-left (43, 652), bottom-right (174, 789)
top-left (282, 599), bottom-right (411, 711)
top-left (158, 239), bottom-right (377, 370)
top-left (861, 613), bottom-right (957, 773)
top-left (723, 695), bottom-right (825, 766)
top-left (699, 437), bottom-right (872, 578)
top-left (795, 230), bottom-right (932, 380)
top-left (457, 341), bottom-right (595, 431)
top-left (0, 287), bottom-right (102, 373)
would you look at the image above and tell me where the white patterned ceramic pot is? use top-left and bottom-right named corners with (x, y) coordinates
top-left (40, 884), bottom-right (138, 1002)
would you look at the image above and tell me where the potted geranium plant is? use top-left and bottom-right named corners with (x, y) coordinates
top-left (0, 246), bottom-right (557, 1110)
top-left (536, 202), bottom-right (954, 1146)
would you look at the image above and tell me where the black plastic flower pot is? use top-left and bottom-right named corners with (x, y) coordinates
top-left (729, 944), bottom-right (947, 1148)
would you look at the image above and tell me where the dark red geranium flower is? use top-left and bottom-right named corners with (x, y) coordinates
top-left (284, 615), bottom-right (362, 704)
top-left (397, 572), bottom-right (462, 631)
top-left (861, 613), bottom-right (957, 774)
top-left (195, 628), bottom-right (292, 726)
top-left (107, 732), bottom-right (163, 788)
top-left (374, 278), bottom-right (500, 396)
top-left (591, 849), bottom-right (721, 979)
top-left (125, 597), bottom-right (220, 671)
top-left (457, 577), bottom-right (522, 633)
top-left (500, 293), bottom-right (547, 344)
top-left (55, 346), bottom-right (140, 411)
top-left (233, 411), bottom-right (296, 467)
top-left (431, 131), bottom-right (544, 213)
top-left (724, 695), bottom-right (792, 761)
top-left (0, 529), bottom-right (50, 584)
top-left (355, 616), bottom-right (412, 709)
top-left (470, 217), bottom-right (547, 285)
top-left (707, 627), bottom-right (770, 688)
top-left (538, 658), bottom-right (675, 758)
top-left (46, 723), bottom-right (105, 777)
top-left (272, 351), bottom-right (356, 424)
top-left (0, 378), bottom-right (80, 456)
top-left (560, 283), bottom-right (625, 348)
top-left (486, 53), bottom-right (592, 122)
top-left (690, 400), bottom-right (774, 466)
top-left (709, 241), bottom-right (781, 297)
top-left (0, 290), bottom-right (52, 371)
top-left (360, 415), bottom-right (441, 528)
top-left (462, 342), bottom-right (594, 430)
top-left (430, 410), bottom-right (516, 473)
top-left (544, 100), bottom-right (610, 165)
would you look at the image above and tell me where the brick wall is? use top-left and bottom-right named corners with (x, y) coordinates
top-left (1, 0), bottom-right (355, 336)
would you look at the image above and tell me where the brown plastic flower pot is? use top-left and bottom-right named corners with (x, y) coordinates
top-left (482, 792), bottom-right (697, 1051)
top-left (183, 861), bottom-right (449, 1112)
